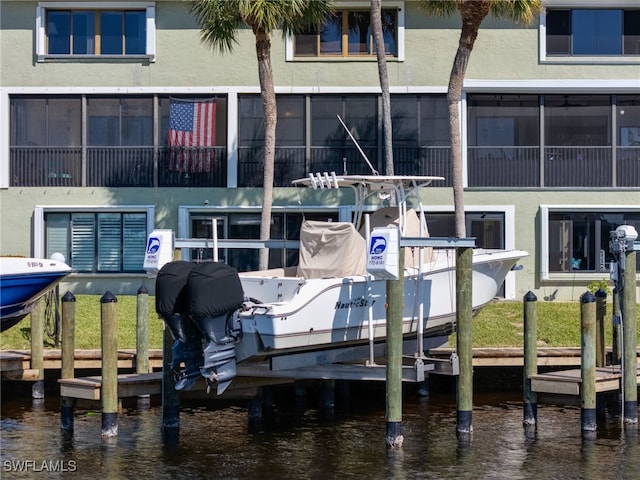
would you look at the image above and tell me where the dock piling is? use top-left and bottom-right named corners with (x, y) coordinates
top-left (30, 299), bottom-right (44, 399)
top-left (523, 291), bottom-right (538, 427)
top-left (101, 292), bottom-right (118, 437)
top-left (621, 246), bottom-right (638, 425)
top-left (136, 285), bottom-right (150, 375)
top-left (595, 289), bottom-right (606, 368)
top-left (611, 288), bottom-right (621, 365)
top-left (60, 292), bottom-right (76, 431)
top-left (385, 247), bottom-right (404, 449)
top-left (456, 247), bottom-right (473, 435)
top-left (580, 291), bottom-right (597, 433)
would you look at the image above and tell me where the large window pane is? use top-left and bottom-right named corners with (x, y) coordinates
top-left (320, 15), bottom-right (342, 54)
top-left (100, 11), bottom-right (123, 54)
top-left (544, 95), bottom-right (611, 146)
top-left (573, 10), bottom-right (622, 55)
top-left (548, 211), bottom-right (640, 273)
top-left (125, 11), bottom-right (146, 55)
top-left (121, 98), bottom-right (153, 146)
top-left (72, 11), bottom-right (95, 54)
top-left (10, 97), bottom-right (81, 146)
top-left (348, 12), bottom-right (371, 55)
top-left (624, 11), bottom-right (640, 55)
top-left (88, 98), bottom-right (121, 146)
top-left (468, 94), bottom-right (539, 146)
top-left (48, 11), bottom-right (71, 54)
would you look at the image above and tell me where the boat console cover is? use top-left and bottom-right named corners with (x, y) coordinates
top-left (296, 221), bottom-right (367, 279)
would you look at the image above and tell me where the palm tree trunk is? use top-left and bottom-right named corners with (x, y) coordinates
top-left (371, 0), bottom-right (394, 176)
top-left (256, 30), bottom-right (276, 271)
top-left (448, 0), bottom-right (489, 238)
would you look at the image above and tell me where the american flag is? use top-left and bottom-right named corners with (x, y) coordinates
top-left (168, 98), bottom-right (216, 173)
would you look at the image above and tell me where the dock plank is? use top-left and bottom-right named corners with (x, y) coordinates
top-left (530, 365), bottom-right (640, 395)
top-left (58, 372), bottom-right (163, 400)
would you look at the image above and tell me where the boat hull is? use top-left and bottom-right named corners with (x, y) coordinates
top-left (237, 249), bottom-right (527, 360)
top-left (0, 257), bottom-right (71, 332)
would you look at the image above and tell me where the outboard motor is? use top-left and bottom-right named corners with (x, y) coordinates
top-left (155, 261), bottom-right (203, 391)
top-left (188, 262), bottom-right (244, 395)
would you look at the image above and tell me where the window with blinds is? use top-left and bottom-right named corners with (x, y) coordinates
top-left (45, 211), bottom-right (147, 273)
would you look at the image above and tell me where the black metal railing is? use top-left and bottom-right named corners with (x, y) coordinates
top-left (9, 145), bottom-right (639, 188)
top-left (543, 146), bottom-right (611, 188)
top-left (10, 146), bottom-right (82, 187)
top-left (158, 147), bottom-right (227, 187)
top-left (87, 147), bottom-right (154, 187)
top-left (468, 146), bottom-right (539, 187)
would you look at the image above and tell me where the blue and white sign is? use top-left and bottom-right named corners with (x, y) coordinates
top-left (366, 227), bottom-right (399, 280)
top-left (143, 229), bottom-right (174, 275)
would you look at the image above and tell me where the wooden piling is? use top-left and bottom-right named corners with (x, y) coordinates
top-left (161, 325), bottom-right (180, 431)
top-left (580, 291), bottom-right (597, 433)
top-left (385, 247), bottom-right (404, 449)
top-left (595, 289), bottom-right (607, 368)
top-left (523, 291), bottom-right (538, 426)
top-left (456, 247), bottom-right (473, 435)
top-left (611, 288), bottom-right (621, 365)
top-left (101, 292), bottom-right (118, 437)
top-left (30, 299), bottom-right (44, 399)
top-left (136, 285), bottom-right (149, 375)
top-left (60, 292), bottom-right (76, 431)
top-left (622, 248), bottom-right (638, 424)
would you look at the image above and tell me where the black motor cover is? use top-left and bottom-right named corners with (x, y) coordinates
top-left (155, 261), bottom-right (195, 317)
top-left (188, 262), bottom-right (244, 319)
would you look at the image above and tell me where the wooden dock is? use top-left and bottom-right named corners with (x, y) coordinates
top-left (530, 364), bottom-right (640, 396)
top-left (0, 349), bottom-right (163, 381)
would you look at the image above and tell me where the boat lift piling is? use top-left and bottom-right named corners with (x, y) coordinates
top-left (60, 292), bottom-right (76, 431)
top-left (30, 300), bottom-right (45, 399)
top-left (523, 291), bottom-right (538, 427)
top-left (580, 291), bottom-right (597, 433)
top-left (101, 292), bottom-right (119, 437)
top-left (456, 247), bottom-right (474, 436)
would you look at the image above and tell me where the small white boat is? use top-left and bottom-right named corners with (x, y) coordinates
top-left (153, 173), bottom-right (528, 394)
top-left (0, 256), bottom-right (71, 332)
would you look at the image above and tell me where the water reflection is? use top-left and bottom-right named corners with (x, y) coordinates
top-left (0, 392), bottom-right (638, 480)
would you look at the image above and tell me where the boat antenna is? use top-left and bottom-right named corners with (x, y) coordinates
top-left (336, 115), bottom-right (379, 175)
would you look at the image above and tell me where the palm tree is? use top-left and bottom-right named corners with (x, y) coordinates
top-left (371, 0), bottom-right (394, 176)
top-left (189, 0), bottom-right (334, 270)
top-left (419, 0), bottom-right (540, 237)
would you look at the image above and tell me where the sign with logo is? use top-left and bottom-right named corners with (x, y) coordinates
top-left (366, 227), bottom-right (399, 280)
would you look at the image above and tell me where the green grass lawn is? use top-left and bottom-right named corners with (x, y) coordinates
top-left (1, 296), bottom-right (638, 350)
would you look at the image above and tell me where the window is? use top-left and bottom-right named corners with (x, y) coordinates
top-left (36, 2), bottom-right (156, 61)
top-left (88, 97), bottom-right (153, 146)
top-left (187, 211), bottom-right (339, 272)
top-left (41, 208), bottom-right (153, 273)
top-left (289, 3), bottom-right (404, 60)
top-left (545, 8), bottom-right (640, 57)
top-left (541, 206), bottom-right (640, 279)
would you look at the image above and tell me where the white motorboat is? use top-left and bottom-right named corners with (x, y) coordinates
top-left (151, 173), bottom-right (528, 394)
top-left (0, 256), bottom-right (71, 332)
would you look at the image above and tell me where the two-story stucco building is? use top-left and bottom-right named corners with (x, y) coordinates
top-left (1, 0), bottom-right (639, 301)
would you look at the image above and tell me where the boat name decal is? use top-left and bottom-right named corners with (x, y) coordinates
top-left (335, 297), bottom-right (375, 310)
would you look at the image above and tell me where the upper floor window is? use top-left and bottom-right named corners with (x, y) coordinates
top-left (288, 2), bottom-right (404, 61)
top-left (36, 2), bottom-right (156, 61)
top-left (546, 8), bottom-right (640, 56)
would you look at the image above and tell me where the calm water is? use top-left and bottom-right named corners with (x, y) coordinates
top-left (1, 387), bottom-right (638, 480)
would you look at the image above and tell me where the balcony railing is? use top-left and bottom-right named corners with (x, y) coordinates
top-left (10, 146), bottom-right (226, 188)
top-left (543, 146), bottom-right (611, 187)
top-left (237, 146), bottom-right (453, 187)
top-left (9, 145), bottom-right (639, 188)
top-left (468, 147), bottom-right (539, 187)
top-left (11, 146), bottom-right (82, 187)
